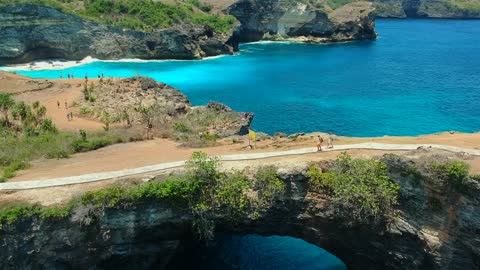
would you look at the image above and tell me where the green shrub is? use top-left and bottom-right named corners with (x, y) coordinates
top-left (173, 122), bottom-right (191, 133)
top-left (253, 166), bottom-right (285, 205)
top-left (79, 106), bottom-right (94, 116)
top-left (308, 153), bottom-right (400, 223)
top-left (185, 151), bottom-right (220, 184)
top-left (0, 204), bottom-right (42, 229)
top-left (79, 185), bottom-right (127, 208)
top-left (1, 160), bottom-right (30, 180)
top-left (72, 138), bottom-right (111, 152)
top-left (215, 171), bottom-right (250, 217)
top-left (128, 176), bottom-right (199, 204)
top-left (39, 205), bottom-right (71, 220)
top-left (430, 160), bottom-right (470, 194)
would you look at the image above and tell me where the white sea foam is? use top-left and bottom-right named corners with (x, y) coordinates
top-left (0, 54), bottom-right (232, 71)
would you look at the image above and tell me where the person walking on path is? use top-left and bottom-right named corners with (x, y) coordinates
top-left (316, 135), bottom-right (323, 152)
top-left (65, 101), bottom-right (68, 109)
top-left (69, 112), bottom-right (73, 121)
top-left (327, 132), bottom-right (334, 149)
top-left (57, 101), bottom-right (60, 109)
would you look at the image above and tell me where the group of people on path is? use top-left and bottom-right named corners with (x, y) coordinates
top-left (60, 72), bottom-right (105, 80)
top-left (317, 133), bottom-right (334, 152)
top-left (57, 100), bottom-right (74, 121)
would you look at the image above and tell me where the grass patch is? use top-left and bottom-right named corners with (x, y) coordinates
top-left (326, 0), bottom-right (356, 9)
top-left (0, 129), bottom-right (130, 181)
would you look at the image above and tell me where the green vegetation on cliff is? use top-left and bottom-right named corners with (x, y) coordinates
top-left (0, 152), bottom-right (285, 238)
top-left (0, 0), bottom-right (237, 33)
top-left (442, 0), bottom-right (480, 13)
top-left (308, 152), bottom-right (400, 224)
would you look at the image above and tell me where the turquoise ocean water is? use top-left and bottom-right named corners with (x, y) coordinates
top-left (168, 234), bottom-right (346, 270)
top-left (7, 19), bottom-right (480, 136)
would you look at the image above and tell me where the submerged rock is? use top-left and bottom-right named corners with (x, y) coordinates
top-left (0, 4), bottom-right (235, 65)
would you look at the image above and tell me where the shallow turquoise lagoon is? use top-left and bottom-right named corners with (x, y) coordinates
top-left (6, 19), bottom-right (480, 136)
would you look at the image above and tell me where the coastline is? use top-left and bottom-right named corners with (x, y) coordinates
top-left (1, 70), bottom-right (479, 139)
top-left (0, 54), bottom-right (234, 71)
top-left (0, 39), bottom-right (361, 72)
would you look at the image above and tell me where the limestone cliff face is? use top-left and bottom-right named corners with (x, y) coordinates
top-left (1, 153), bottom-right (479, 270)
top-left (0, 4), bottom-right (235, 65)
top-left (374, 0), bottom-right (480, 18)
top-left (228, 0), bottom-right (377, 43)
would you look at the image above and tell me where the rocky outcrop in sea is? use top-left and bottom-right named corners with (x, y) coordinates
top-left (228, 0), bottom-right (377, 43)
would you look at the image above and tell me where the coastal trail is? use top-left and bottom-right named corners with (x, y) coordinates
top-left (1, 142), bottom-right (480, 191)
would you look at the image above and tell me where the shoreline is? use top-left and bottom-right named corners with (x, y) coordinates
top-left (0, 54), bottom-right (234, 71)
top-left (1, 39), bottom-right (366, 72)
top-left (1, 70), bottom-right (478, 139)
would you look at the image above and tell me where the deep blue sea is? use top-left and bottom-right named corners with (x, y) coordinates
top-left (168, 234), bottom-right (346, 270)
top-left (6, 19), bottom-right (480, 136)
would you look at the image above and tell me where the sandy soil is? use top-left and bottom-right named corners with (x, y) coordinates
top-left (1, 71), bottom-right (480, 205)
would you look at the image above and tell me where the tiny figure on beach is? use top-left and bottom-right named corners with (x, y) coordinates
top-left (317, 135), bottom-right (323, 152)
top-left (59, 72), bottom-right (63, 79)
top-left (67, 74), bottom-right (70, 79)
top-left (327, 132), bottom-right (334, 149)
top-left (85, 73), bottom-right (88, 80)
top-left (101, 72), bottom-right (104, 78)
top-left (57, 100), bottom-right (60, 109)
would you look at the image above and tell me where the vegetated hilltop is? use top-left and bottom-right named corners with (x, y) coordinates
top-left (0, 150), bottom-right (479, 269)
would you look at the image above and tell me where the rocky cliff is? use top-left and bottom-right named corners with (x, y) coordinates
top-left (76, 77), bottom-right (253, 139)
top-left (228, 0), bottom-right (377, 43)
top-left (0, 4), bottom-right (235, 65)
top-left (0, 1), bottom-right (378, 65)
top-left (1, 151), bottom-right (479, 269)
top-left (374, 0), bottom-right (480, 18)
